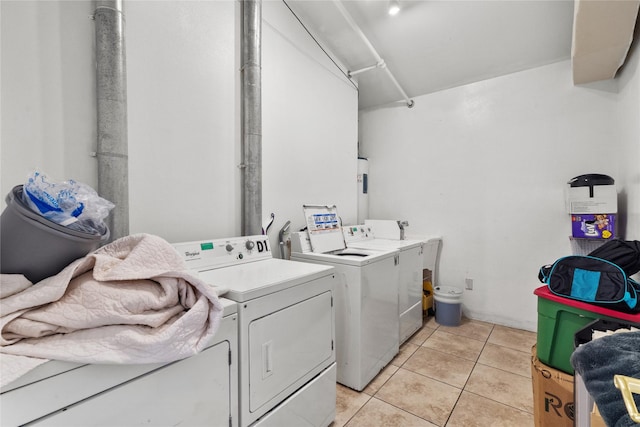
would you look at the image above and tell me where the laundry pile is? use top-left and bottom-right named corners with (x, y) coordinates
top-left (572, 331), bottom-right (640, 427)
top-left (0, 233), bottom-right (224, 387)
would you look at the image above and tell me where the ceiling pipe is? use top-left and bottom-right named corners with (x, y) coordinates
top-left (348, 60), bottom-right (384, 77)
top-left (94, 0), bottom-right (129, 242)
top-left (332, 0), bottom-right (414, 108)
top-left (241, 0), bottom-right (263, 236)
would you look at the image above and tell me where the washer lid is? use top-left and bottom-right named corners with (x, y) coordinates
top-left (291, 246), bottom-right (398, 267)
top-left (347, 238), bottom-right (422, 251)
top-left (303, 204), bottom-right (346, 254)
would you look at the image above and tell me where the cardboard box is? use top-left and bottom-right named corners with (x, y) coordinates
top-left (591, 405), bottom-right (607, 427)
top-left (565, 185), bottom-right (617, 214)
top-left (572, 0), bottom-right (640, 85)
top-left (571, 214), bottom-right (616, 239)
top-left (566, 185), bottom-right (618, 214)
top-left (531, 345), bottom-right (575, 427)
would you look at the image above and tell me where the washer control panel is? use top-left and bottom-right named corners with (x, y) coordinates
top-left (342, 225), bottom-right (374, 244)
top-left (173, 235), bottom-right (271, 270)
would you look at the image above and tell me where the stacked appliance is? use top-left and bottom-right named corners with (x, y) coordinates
top-left (173, 235), bottom-right (337, 427)
top-left (290, 205), bottom-right (400, 391)
top-left (1, 299), bottom-right (239, 426)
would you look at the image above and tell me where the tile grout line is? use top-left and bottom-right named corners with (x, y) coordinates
top-left (442, 323), bottom-right (496, 427)
top-left (341, 391), bottom-right (374, 427)
top-left (338, 318), bottom-right (536, 426)
top-left (374, 317), bottom-right (444, 425)
top-left (461, 389), bottom-right (536, 417)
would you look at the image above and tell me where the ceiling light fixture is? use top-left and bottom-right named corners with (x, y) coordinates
top-left (388, 0), bottom-right (400, 16)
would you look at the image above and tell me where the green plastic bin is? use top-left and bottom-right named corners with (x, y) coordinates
top-left (535, 286), bottom-right (640, 375)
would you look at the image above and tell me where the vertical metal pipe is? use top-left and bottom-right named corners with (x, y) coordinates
top-left (241, 0), bottom-right (262, 236)
top-left (94, 0), bottom-right (129, 242)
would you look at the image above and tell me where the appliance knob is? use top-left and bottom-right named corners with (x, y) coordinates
top-left (225, 244), bottom-right (233, 252)
top-left (245, 240), bottom-right (255, 250)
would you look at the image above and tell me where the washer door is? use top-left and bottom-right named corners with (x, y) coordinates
top-left (248, 291), bottom-right (333, 413)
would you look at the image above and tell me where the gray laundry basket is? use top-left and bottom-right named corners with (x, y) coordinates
top-left (0, 185), bottom-right (109, 283)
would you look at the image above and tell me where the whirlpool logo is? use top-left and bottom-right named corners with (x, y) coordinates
top-left (184, 251), bottom-right (200, 259)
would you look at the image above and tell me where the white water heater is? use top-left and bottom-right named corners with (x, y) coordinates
top-left (357, 157), bottom-right (369, 223)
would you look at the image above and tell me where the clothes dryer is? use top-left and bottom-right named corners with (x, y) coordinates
top-left (173, 235), bottom-right (337, 427)
top-left (1, 299), bottom-right (239, 427)
top-left (289, 205), bottom-right (400, 392)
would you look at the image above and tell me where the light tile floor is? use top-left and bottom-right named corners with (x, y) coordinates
top-left (332, 315), bottom-right (538, 427)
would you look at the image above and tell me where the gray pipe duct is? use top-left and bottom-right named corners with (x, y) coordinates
top-left (241, 0), bottom-right (263, 236)
top-left (94, 0), bottom-right (129, 242)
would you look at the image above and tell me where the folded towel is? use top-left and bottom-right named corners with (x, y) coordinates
top-left (1, 233), bottom-right (224, 388)
top-left (571, 331), bottom-right (640, 427)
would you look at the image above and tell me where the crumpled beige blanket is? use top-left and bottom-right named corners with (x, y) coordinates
top-left (0, 233), bottom-right (223, 388)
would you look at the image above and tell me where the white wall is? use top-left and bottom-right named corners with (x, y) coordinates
top-left (126, 1), bottom-right (239, 241)
top-left (615, 40), bottom-right (640, 241)
top-left (1, 0), bottom-right (358, 246)
top-left (1, 1), bottom-right (98, 196)
top-left (359, 60), bottom-right (631, 331)
top-left (127, 0), bottom-right (358, 243)
top-left (262, 2), bottom-right (359, 248)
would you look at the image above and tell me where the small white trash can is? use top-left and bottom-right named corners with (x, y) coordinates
top-left (434, 286), bottom-right (463, 326)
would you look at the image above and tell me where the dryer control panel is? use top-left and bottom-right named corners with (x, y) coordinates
top-left (173, 235), bottom-right (272, 271)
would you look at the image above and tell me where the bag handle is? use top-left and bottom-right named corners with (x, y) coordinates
top-left (538, 264), bottom-right (552, 283)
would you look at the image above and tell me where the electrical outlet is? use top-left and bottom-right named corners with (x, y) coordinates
top-left (465, 278), bottom-right (473, 290)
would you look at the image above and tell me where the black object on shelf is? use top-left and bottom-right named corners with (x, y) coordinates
top-left (568, 174), bottom-right (615, 197)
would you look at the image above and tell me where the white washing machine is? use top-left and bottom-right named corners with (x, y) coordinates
top-left (289, 205), bottom-right (400, 392)
top-left (1, 299), bottom-right (239, 426)
top-left (343, 224), bottom-right (425, 344)
top-left (173, 235), bottom-right (337, 427)
top-left (364, 220), bottom-right (443, 284)
top-left (364, 219), bottom-right (443, 314)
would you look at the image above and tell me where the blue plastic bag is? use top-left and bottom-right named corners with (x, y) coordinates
top-left (22, 171), bottom-right (114, 235)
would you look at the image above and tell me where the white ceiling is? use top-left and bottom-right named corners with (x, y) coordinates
top-left (284, 0), bottom-right (576, 109)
